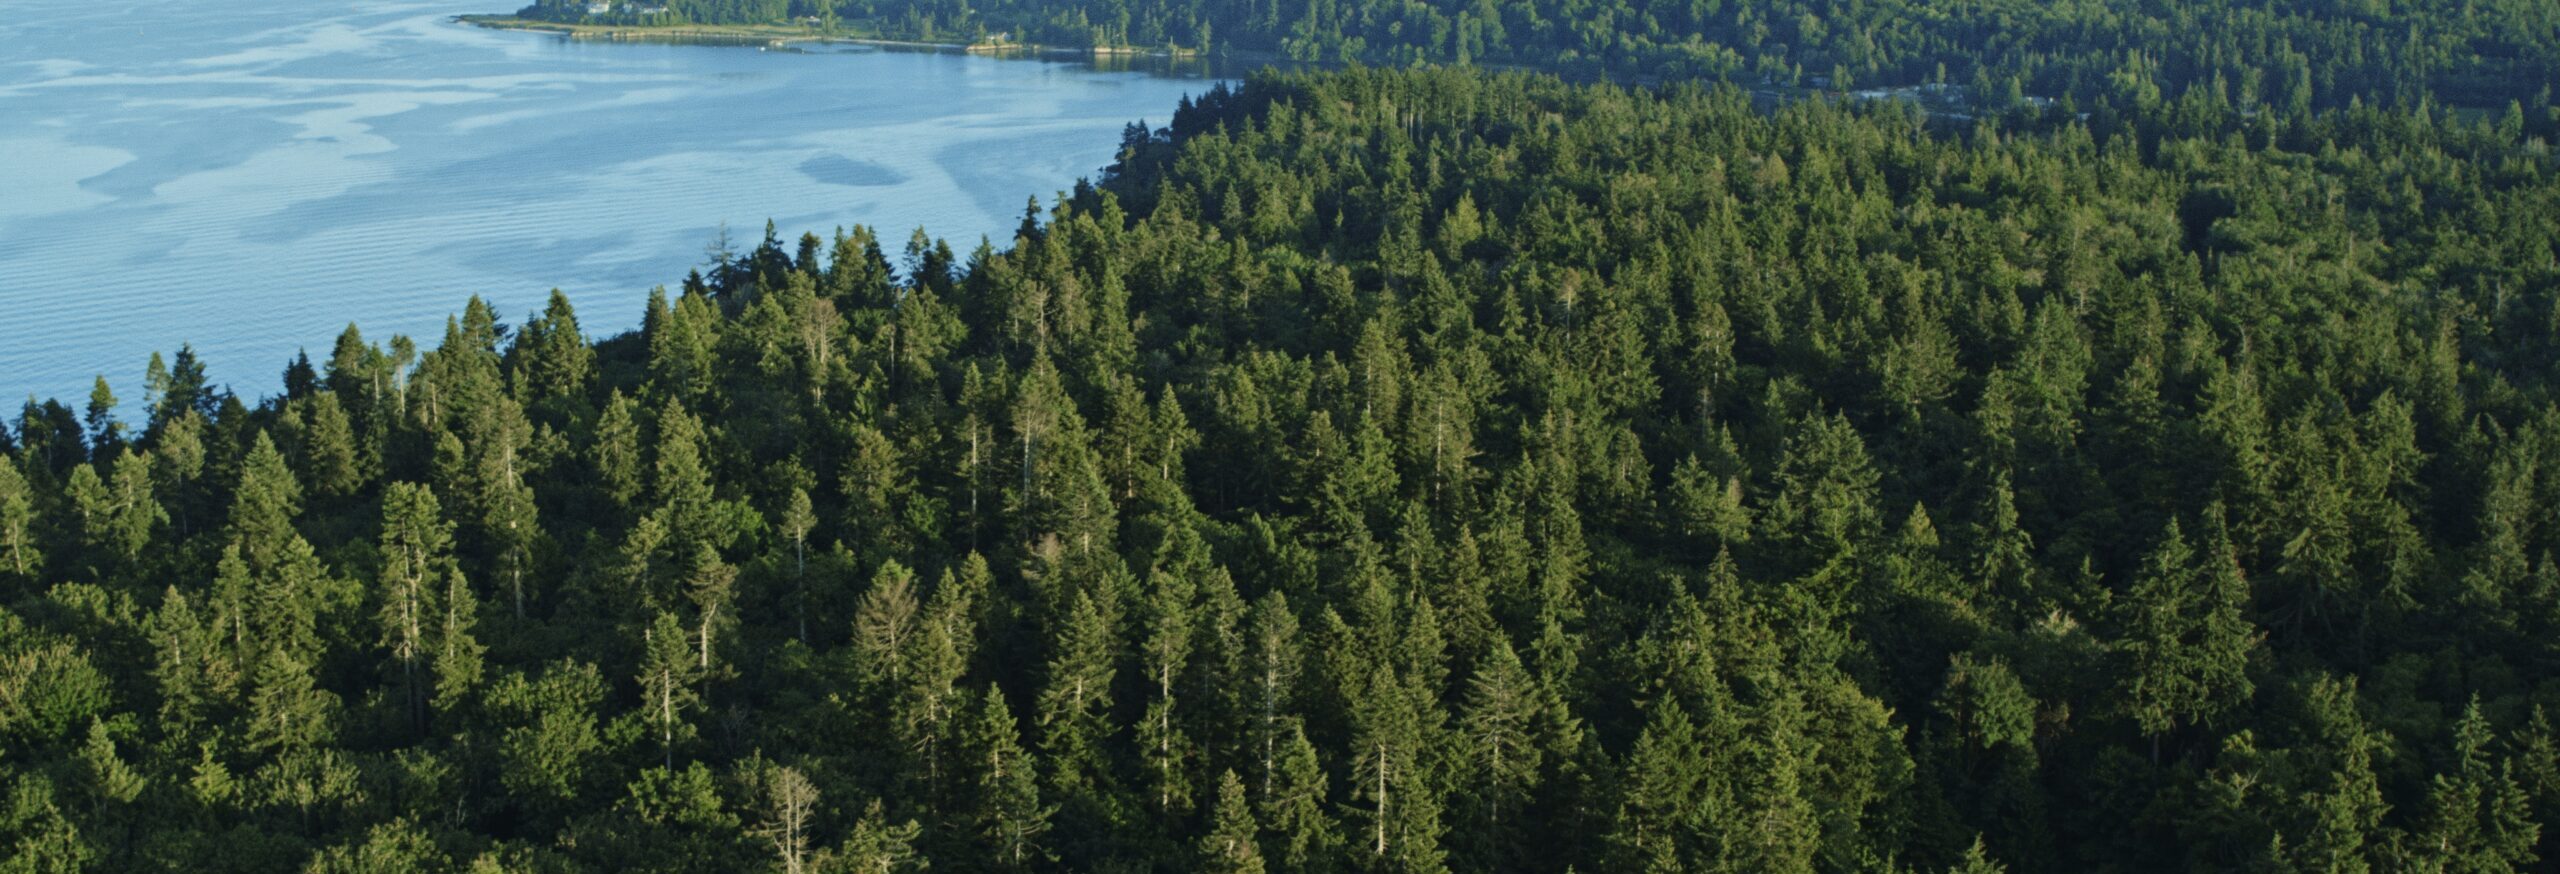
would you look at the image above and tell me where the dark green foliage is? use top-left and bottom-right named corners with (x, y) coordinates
top-left (7, 61), bottom-right (2560, 873)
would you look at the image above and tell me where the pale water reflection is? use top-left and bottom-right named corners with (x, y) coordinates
top-left (0, 0), bottom-right (1217, 407)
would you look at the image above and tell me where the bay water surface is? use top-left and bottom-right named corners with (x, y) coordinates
top-left (0, 0), bottom-right (1217, 408)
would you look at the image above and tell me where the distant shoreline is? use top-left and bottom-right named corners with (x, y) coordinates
top-left (454, 15), bottom-right (1203, 60)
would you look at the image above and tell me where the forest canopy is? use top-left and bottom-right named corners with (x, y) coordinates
top-left (6, 46), bottom-right (2560, 874)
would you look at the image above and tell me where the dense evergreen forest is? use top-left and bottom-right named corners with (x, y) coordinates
top-left (517, 0), bottom-right (2560, 111)
top-left (9, 53), bottom-right (2560, 874)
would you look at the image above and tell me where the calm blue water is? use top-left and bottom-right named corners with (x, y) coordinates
top-left (0, 0), bottom-right (1216, 409)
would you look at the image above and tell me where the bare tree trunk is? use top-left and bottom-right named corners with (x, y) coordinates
top-left (698, 605), bottom-right (718, 669)
top-left (1375, 742), bottom-right (1390, 856)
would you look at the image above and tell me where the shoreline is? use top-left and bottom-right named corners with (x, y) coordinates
top-left (454, 15), bottom-right (1203, 61)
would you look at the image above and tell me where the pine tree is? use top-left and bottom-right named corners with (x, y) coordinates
top-left (1346, 660), bottom-right (1448, 874)
top-left (2414, 698), bottom-right (2541, 872)
top-left (61, 465), bottom-right (110, 579)
top-left (780, 274), bottom-right (845, 407)
top-left (149, 410), bottom-right (207, 536)
top-left (1264, 721), bottom-right (1342, 872)
top-left (2121, 513), bottom-right (2257, 751)
top-left (853, 560), bottom-right (921, 690)
top-left (474, 400), bottom-right (543, 619)
top-left (306, 817), bottom-right (451, 872)
top-left (781, 486), bottom-right (815, 641)
top-left (1139, 564), bottom-right (1199, 815)
top-left (1971, 472), bottom-right (2039, 612)
top-left (148, 587), bottom-right (238, 734)
top-left (75, 719), bottom-right (146, 810)
top-left (81, 449), bottom-right (163, 573)
top-left (223, 432), bottom-right (339, 664)
top-left (513, 289), bottom-right (596, 408)
top-left (1011, 355), bottom-right (1116, 553)
top-left (649, 286), bottom-right (721, 403)
top-left (898, 603), bottom-right (971, 795)
top-left (377, 482), bottom-right (458, 732)
top-left (969, 685), bottom-right (1052, 869)
top-left (832, 798), bottom-right (925, 873)
top-left (1760, 411), bottom-right (1882, 569)
top-left (1248, 591), bottom-right (1303, 803)
top-left (637, 611), bottom-right (703, 768)
top-left (1456, 637), bottom-right (1542, 860)
top-left (300, 392), bottom-right (361, 497)
top-left (244, 648), bottom-right (338, 757)
top-left (1950, 835), bottom-right (2007, 874)
top-left (2197, 358), bottom-right (2274, 543)
top-left (0, 455), bottom-right (41, 584)
top-left (1665, 454), bottom-right (1750, 555)
top-left (1037, 591), bottom-right (1121, 824)
top-left (1204, 769), bottom-right (1268, 874)
top-left (595, 389), bottom-right (645, 511)
top-left (1612, 695), bottom-right (1706, 870)
top-left (682, 543), bottom-right (737, 672)
top-left (1737, 689), bottom-right (1819, 874)
top-left (655, 397), bottom-right (713, 512)
top-left (83, 375), bottom-right (121, 453)
top-left (841, 422), bottom-right (912, 562)
top-left (432, 557), bottom-right (484, 714)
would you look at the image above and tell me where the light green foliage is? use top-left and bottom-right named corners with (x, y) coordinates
top-left (0, 458), bottom-right (40, 584)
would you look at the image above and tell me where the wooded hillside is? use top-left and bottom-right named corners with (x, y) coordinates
top-left (4, 67), bottom-right (2559, 872)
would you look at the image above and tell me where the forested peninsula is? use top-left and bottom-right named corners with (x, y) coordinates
top-left (511, 0), bottom-right (2559, 112)
top-left (10, 5), bottom-right (2560, 874)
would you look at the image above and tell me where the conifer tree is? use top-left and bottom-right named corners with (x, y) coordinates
top-left (780, 486), bottom-right (815, 641)
top-left (223, 432), bottom-right (339, 665)
top-left (473, 401), bottom-right (542, 619)
top-left (513, 289), bottom-right (596, 409)
top-left (682, 543), bottom-right (737, 671)
top-left (83, 376), bottom-right (121, 457)
top-left (1247, 591), bottom-right (1303, 802)
top-left (899, 603), bottom-right (971, 794)
top-left (1037, 591), bottom-right (1121, 827)
top-left (595, 389), bottom-right (645, 511)
top-left (1138, 564), bottom-right (1198, 815)
top-left (300, 392), bottom-right (361, 498)
top-left (2121, 513), bottom-right (2257, 752)
top-left (100, 450), bottom-right (160, 564)
top-left (637, 611), bottom-right (703, 768)
top-left (2414, 699), bottom-right (2541, 871)
top-left (0, 455), bottom-right (41, 584)
top-left (655, 398), bottom-right (715, 527)
top-left (245, 649), bottom-right (338, 757)
top-left (1612, 694), bottom-right (1706, 871)
top-left (969, 685), bottom-right (1051, 869)
top-left (377, 482), bottom-right (458, 731)
top-left (1455, 637), bottom-right (1542, 857)
top-left (1971, 473), bottom-right (2039, 610)
top-left (432, 557), bottom-right (484, 714)
top-left (1346, 659), bottom-right (1447, 874)
top-left (1204, 769), bottom-right (1268, 874)
top-left (853, 560), bottom-right (921, 690)
top-left (148, 588), bottom-right (238, 734)
top-left (1264, 721), bottom-right (1341, 873)
top-left (1950, 836), bottom-right (2007, 874)
top-left (833, 799), bottom-right (925, 873)
top-left (60, 465), bottom-right (110, 579)
top-left (649, 287), bottom-right (721, 404)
